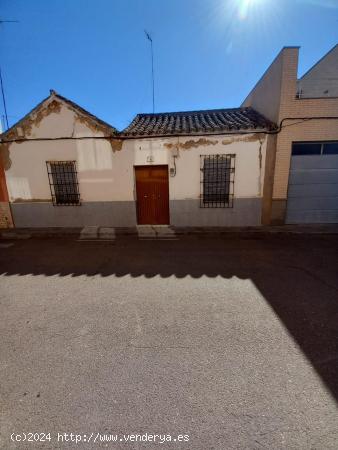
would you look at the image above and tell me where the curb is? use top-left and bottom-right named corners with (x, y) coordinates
top-left (1, 225), bottom-right (338, 240)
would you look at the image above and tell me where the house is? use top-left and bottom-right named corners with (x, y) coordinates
top-left (1, 44), bottom-right (337, 229)
top-left (242, 45), bottom-right (338, 224)
top-left (0, 91), bottom-right (274, 228)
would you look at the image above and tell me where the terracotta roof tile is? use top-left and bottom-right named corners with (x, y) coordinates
top-left (122, 107), bottom-right (275, 136)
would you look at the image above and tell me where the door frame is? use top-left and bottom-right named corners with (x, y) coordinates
top-left (134, 164), bottom-right (170, 225)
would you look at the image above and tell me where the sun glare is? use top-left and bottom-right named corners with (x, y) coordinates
top-left (237, 0), bottom-right (263, 20)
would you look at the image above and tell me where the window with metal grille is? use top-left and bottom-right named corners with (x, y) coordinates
top-left (46, 161), bottom-right (80, 206)
top-left (200, 154), bottom-right (235, 208)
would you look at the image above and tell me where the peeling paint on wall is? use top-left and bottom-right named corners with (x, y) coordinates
top-left (74, 113), bottom-right (113, 137)
top-left (32, 100), bottom-right (62, 129)
top-left (0, 99), bottom-right (123, 169)
top-left (0, 144), bottom-right (11, 170)
top-left (109, 138), bottom-right (123, 152)
top-left (11, 100), bottom-right (62, 139)
top-left (0, 100), bottom-right (63, 171)
top-left (221, 133), bottom-right (264, 145)
top-left (67, 107), bottom-right (122, 152)
top-left (74, 113), bottom-right (122, 151)
top-left (164, 138), bottom-right (218, 150)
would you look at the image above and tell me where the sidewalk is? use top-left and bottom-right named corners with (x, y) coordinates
top-left (1, 224), bottom-right (338, 240)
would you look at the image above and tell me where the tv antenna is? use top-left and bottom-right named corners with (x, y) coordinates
top-left (144, 30), bottom-right (155, 113)
top-left (0, 19), bottom-right (19, 130)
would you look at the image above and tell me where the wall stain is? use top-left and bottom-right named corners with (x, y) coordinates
top-left (12, 198), bottom-right (52, 203)
top-left (74, 114), bottom-right (121, 152)
top-left (32, 100), bottom-right (62, 130)
top-left (222, 133), bottom-right (264, 145)
top-left (164, 138), bottom-right (218, 150)
top-left (0, 100), bottom-right (63, 171)
top-left (257, 138), bottom-right (264, 196)
top-left (74, 114), bottom-right (114, 137)
top-left (0, 144), bottom-right (11, 170)
top-left (0, 99), bottom-right (122, 167)
top-left (108, 138), bottom-right (123, 152)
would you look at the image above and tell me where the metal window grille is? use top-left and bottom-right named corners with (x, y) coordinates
top-left (200, 154), bottom-right (235, 208)
top-left (46, 161), bottom-right (80, 206)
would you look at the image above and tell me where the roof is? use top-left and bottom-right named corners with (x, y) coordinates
top-left (1, 90), bottom-right (118, 139)
top-left (122, 107), bottom-right (275, 137)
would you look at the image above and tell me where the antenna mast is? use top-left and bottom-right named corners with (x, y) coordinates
top-left (0, 67), bottom-right (9, 130)
top-left (0, 19), bottom-right (19, 130)
top-left (144, 30), bottom-right (155, 113)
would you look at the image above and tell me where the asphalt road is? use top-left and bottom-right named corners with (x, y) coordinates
top-left (0, 234), bottom-right (338, 449)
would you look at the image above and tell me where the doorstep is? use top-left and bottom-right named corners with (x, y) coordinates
top-left (137, 225), bottom-right (178, 240)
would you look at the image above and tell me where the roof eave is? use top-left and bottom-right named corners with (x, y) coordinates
top-left (120, 127), bottom-right (272, 139)
top-left (1, 91), bottom-right (118, 139)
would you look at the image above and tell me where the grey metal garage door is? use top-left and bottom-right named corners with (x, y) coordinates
top-left (286, 154), bottom-right (338, 224)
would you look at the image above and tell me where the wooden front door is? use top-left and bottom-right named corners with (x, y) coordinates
top-left (135, 165), bottom-right (170, 225)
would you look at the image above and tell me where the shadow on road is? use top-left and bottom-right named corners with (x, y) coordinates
top-left (1, 234), bottom-right (338, 402)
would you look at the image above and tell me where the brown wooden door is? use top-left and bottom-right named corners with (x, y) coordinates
top-left (135, 165), bottom-right (170, 225)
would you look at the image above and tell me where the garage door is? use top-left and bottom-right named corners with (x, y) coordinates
top-left (286, 142), bottom-right (338, 224)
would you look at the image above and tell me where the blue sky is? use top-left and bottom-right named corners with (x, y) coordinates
top-left (1, 0), bottom-right (337, 130)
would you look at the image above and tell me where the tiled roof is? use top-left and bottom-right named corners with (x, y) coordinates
top-left (122, 107), bottom-right (275, 137)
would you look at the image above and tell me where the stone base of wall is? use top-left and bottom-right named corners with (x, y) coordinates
top-left (11, 202), bottom-right (137, 228)
top-left (270, 199), bottom-right (287, 225)
top-left (0, 202), bottom-right (14, 228)
top-left (170, 198), bottom-right (262, 227)
top-left (11, 199), bottom-right (263, 228)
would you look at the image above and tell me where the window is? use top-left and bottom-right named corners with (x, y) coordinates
top-left (292, 143), bottom-right (321, 155)
top-left (323, 142), bottom-right (338, 155)
top-left (200, 154), bottom-right (235, 208)
top-left (46, 161), bottom-right (80, 205)
top-left (292, 141), bottom-right (338, 156)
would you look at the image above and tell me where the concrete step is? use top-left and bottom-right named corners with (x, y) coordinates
top-left (137, 225), bottom-right (178, 240)
top-left (79, 226), bottom-right (116, 241)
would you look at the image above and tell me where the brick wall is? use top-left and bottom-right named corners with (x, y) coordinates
top-left (243, 46), bottom-right (338, 223)
top-left (273, 48), bottom-right (338, 200)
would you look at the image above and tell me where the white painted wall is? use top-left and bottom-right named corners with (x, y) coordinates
top-left (126, 136), bottom-right (266, 200)
top-left (6, 100), bottom-right (267, 203)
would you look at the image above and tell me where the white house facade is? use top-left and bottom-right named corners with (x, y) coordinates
top-left (1, 91), bottom-right (275, 228)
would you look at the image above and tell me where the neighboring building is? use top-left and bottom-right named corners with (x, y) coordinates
top-left (297, 45), bottom-right (338, 99)
top-left (242, 45), bottom-right (338, 224)
top-left (0, 91), bottom-right (274, 228)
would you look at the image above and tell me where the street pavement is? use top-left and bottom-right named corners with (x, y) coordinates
top-left (0, 234), bottom-right (337, 449)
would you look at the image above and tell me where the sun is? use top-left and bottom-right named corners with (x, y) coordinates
top-left (237, 0), bottom-right (263, 20)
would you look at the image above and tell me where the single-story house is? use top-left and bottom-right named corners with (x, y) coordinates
top-left (0, 90), bottom-right (275, 228)
top-left (1, 44), bottom-right (338, 229)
